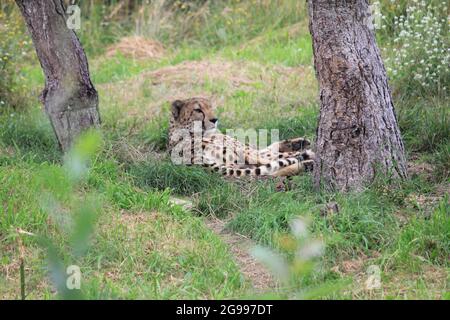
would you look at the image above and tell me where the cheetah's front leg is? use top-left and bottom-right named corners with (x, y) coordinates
top-left (277, 137), bottom-right (311, 153)
top-left (260, 137), bottom-right (311, 157)
top-left (272, 159), bottom-right (315, 177)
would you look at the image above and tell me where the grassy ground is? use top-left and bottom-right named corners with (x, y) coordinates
top-left (0, 1), bottom-right (449, 299)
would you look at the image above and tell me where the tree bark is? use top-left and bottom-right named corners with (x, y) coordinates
top-left (16, 0), bottom-right (100, 152)
top-left (308, 0), bottom-right (407, 191)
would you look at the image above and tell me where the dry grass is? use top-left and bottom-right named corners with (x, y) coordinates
top-left (0, 242), bottom-right (50, 300)
top-left (146, 59), bottom-right (255, 87)
top-left (105, 36), bottom-right (165, 60)
top-left (98, 58), bottom-right (317, 124)
top-left (330, 251), bottom-right (448, 299)
top-left (0, 145), bottom-right (16, 157)
top-left (407, 161), bottom-right (435, 180)
top-left (355, 265), bottom-right (448, 299)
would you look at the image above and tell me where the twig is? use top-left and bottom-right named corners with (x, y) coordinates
top-left (17, 235), bottom-right (26, 300)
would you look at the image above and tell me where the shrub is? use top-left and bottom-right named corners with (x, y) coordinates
top-left (0, 6), bottom-right (34, 109)
top-left (381, 0), bottom-right (449, 98)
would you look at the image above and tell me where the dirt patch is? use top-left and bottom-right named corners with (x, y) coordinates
top-left (330, 252), bottom-right (380, 276)
top-left (405, 192), bottom-right (447, 216)
top-left (105, 36), bottom-right (165, 60)
top-left (204, 217), bottom-right (277, 292)
top-left (340, 258), bottom-right (365, 274)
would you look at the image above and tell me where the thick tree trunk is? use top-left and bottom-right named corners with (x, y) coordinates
top-left (16, 0), bottom-right (100, 152)
top-left (308, 0), bottom-right (407, 191)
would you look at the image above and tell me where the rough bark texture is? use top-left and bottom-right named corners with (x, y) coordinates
top-left (308, 0), bottom-right (407, 191)
top-left (16, 0), bottom-right (100, 152)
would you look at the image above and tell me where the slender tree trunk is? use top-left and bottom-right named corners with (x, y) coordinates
top-left (16, 0), bottom-right (100, 152)
top-left (308, 0), bottom-right (407, 191)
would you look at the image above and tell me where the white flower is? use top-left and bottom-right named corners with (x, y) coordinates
top-left (399, 30), bottom-right (409, 37)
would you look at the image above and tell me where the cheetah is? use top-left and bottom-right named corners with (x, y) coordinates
top-left (168, 97), bottom-right (315, 177)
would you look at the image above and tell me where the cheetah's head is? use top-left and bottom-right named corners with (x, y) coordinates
top-left (171, 97), bottom-right (218, 132)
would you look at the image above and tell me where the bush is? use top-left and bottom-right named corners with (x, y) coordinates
top-left (380, 0), bottom-right (449, 98)
top-left (0, 5), bottom-right (34, 109)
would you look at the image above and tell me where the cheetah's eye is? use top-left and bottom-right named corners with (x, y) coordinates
top-left (194, 109), bottom-right (202, 113)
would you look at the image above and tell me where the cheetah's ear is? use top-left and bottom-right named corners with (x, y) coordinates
top-left (171, 100), bottom-right (184, 120)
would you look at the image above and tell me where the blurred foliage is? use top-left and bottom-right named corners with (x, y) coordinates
top-left (37, 130), bottom-right (103, 299)
top-left (0, 3), bottom-right (35, 109)
top-left (251, 216), bottom-right (347, 299)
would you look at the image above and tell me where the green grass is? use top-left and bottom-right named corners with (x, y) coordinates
top-left (390, 198), bottom-right (449, 268)
top-left (222, 30), bottom-right (313, 67)
top-left (0, 107), bottom-right (60, 163)
top-left (397, 98), bottom-right (449, 153)
top-left (396, 97), bottom-right (450, 182)
top-left (0, 134), bottom-right (246, 299)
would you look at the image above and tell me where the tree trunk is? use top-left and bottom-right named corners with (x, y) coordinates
top-left (16, 0), bottom-right (100, 152)
top-left (308, 0), bottom-right (407, 191)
